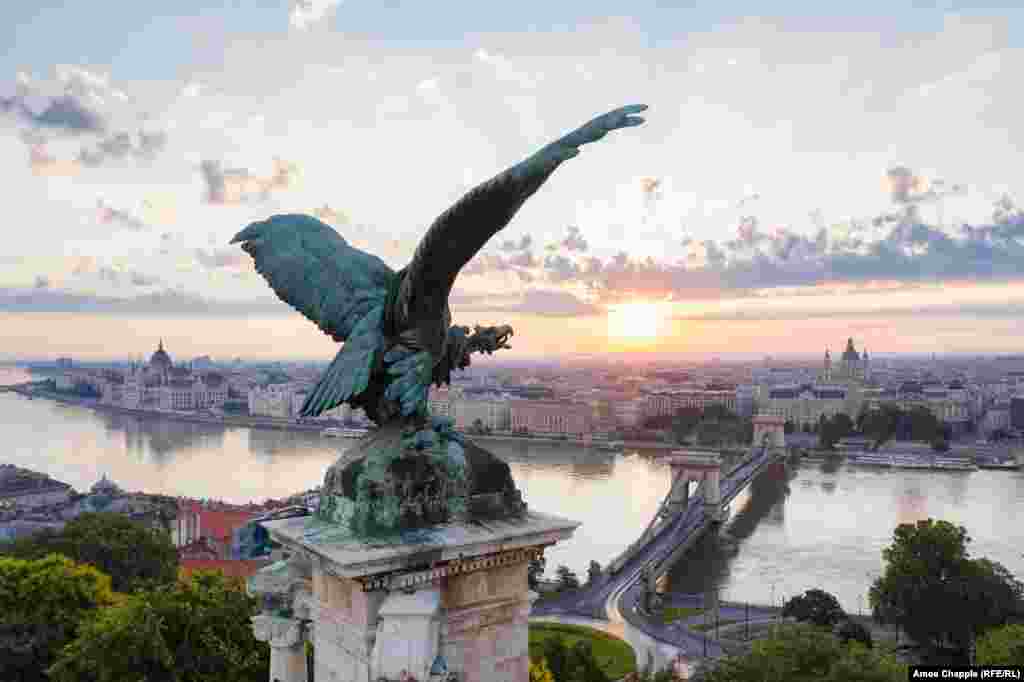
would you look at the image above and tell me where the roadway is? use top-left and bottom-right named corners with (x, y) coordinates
top-left (531, 444), bottom-right (784, 661)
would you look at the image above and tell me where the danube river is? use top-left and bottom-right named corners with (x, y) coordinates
top-left (3, 367), bottom-right (1023, 612)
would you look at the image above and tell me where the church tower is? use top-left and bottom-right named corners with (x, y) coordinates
top-left (823, 348), bottom-right (832, 383)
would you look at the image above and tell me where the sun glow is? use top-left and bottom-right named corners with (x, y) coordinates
top-left (607, 302), bottom-right (662, 346)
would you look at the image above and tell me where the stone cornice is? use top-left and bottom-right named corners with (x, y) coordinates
top-left (352, 545), bottom-right (545, 592)
top-left (251, 614), bottom-right (304, 647)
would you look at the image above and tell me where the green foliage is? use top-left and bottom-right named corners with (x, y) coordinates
top-left (529, 623), bottom-right (636, 680)
top-left (869, 519), bottom-right (1024, 653)
top-left (0, 554), bottom-right (115, 682)
top-left (782, 589), bottom-right (846, 628)
top-left (0, 512), bottom-right (179, 593)
top-left (662, 606), bottom-right (704, 624)
top-left (819, 413), bottom-right (854, 450)
top-left (700, 624), bottom-right (905, 682)
top-left (530, 657), bottom-right (556, 682)
top-left (861, 404), bottom-right (901, 449)
top-left (537, 636), bottom-right (610, 682)
top-left (837, 619), bottom-right (874, 648)
top-left (975, 624), bottom-right (1024, 665)
top-left (48, 570), bottom-right (271, 682)
top-left (556, 564), bottom-right (580, 590)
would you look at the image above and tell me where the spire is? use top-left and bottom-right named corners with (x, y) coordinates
top-left (158, 338), bottom-right (164, 351)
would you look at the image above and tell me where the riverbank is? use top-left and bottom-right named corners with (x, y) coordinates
top-left (3, 384), bottom-right (329, 433)
top-left (2, 385), bottom-right (684, 449)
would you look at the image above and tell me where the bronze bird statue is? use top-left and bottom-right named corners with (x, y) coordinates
top-left (232, 105), bottom-right (647, 428)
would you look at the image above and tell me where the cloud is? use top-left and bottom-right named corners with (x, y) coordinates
top-left (0, 287), bottom-right (284, 317)
top-left (289, 0), bottom-right (342, 30)
top-left (201, 158), bottom-right (300, 204)
top-left (498, 234), bottom-right (532, 252)
top-left (71, 262), bottom-right (164, 289)
top-left (671, 300), bottom-right (1024, 322)
top-left (96, 199), bottom-right (146, 231)
top-left (454, 288), bottom-right (601, 317)
top-left (26, 142), bottom-right (80, 176)
top-left (193, 247), bottom-right (249, 270)
top-left (2, 67), bottom-right (168, 171)
top-left (313, 204), bottom-right (351, 226)
top-left (561, 225), bottom-right (588, 252)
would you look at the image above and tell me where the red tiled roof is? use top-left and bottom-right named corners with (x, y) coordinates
top-left (196, 508), bottom-right (258, 541)
top-left (179, 559), bottom-right (269, 581)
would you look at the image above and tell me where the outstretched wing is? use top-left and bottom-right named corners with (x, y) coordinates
top-left (300, 305), bottom-right (385, 417)
top-left (397, 141), bottom-right (575, 323)
top-left (231, 213), bottom-right (395, 342)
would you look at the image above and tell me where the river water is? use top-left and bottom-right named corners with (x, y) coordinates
top-left (3, 367), bottom-right (1022, 613)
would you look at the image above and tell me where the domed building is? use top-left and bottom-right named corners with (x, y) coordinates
top-left (822, 338), bottom-right (870, 384)
top-left (149, 339), bottom-right (173, 374)
top-left (119, 340), bottom-right (228, 412)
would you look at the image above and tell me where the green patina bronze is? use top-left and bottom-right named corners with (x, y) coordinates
top-left (232, 105), bottom-right (648, 536)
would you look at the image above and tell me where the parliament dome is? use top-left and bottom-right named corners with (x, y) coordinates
top-left (150, 339), bottom-right (172, 371)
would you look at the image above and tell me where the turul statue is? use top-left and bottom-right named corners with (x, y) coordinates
top-left (233, 105), bottom-right (647, 537)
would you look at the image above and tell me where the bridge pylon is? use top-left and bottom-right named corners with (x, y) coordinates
top-left (752, 414), bottom-right (786, 451)
top-left (662, 449), bottom-right (724, 523)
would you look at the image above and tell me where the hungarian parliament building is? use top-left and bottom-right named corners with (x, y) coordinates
top-left (55, 340), bottom-right (230, 412)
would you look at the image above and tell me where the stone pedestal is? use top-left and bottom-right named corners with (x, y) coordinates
top-left (252, 511), bottom-right (578, 682)
top-left (252, 614), bottom-right (308, 682)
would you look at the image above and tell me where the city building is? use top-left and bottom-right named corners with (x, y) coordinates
top-left (863, 380), bottom-right (975, 436)
top-left (1012, 397), bottom-right (1024, 431)
top-left (175, 503), bottom-right (260, 560)
top-left (0, 464), bottom-right (72, 509)
top-left (451, 396), bottom-right (511, 432)
top-left (643, 384), bottom-right (738, 419)
top-left (249, 384), bottom-right (297, 418)
top-left (760, 384), bottom-right (850, 428)
top-left (822, 338), bottom-right (871, 384)
top-left (510, 399), bottom-right (591, 437)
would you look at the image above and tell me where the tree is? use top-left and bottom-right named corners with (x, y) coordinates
top-left (861, 405), bottom-right (901, 449)
top-left (530, 657), bottom-right (556, 682)
top-left (0, 512), bottom-right (179, 593)
top-left (0, 554), bottom-right (115, 682)
top-left (975, 624), bottom-right (1024, 665)
top-left (556, 564), bottom-right (580, 590)
top-left (542, 639), bottom-right (610, 682)
top-left (49, 570), bottom-right (271, 682)
top-left (587, 560), bottom-right (603, 586)
top-left (528, 555), bottom-right (547, 590)
top-left (700, 624), bottom-right (905, 682)
top-left (836, 619), bottom-right (873, 649)
top-left (869, 519), bottom-right (1023, 654)
top-left (782, 589), bottom-right (846, 628)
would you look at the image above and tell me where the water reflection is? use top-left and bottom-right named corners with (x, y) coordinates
top-left (663, 462), bottom-right (796, 597)
top-left (3, 365), bottom-right (1023, 613)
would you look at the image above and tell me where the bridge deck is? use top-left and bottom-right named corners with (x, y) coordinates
top-left (531, 444), bottom-right (787, 661)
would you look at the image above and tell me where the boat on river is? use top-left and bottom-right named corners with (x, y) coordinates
top-left (322, 427), bottom-right (370, 439)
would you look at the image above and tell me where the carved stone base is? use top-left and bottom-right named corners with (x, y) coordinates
top-left (318, 418), bottom-right (527, 537)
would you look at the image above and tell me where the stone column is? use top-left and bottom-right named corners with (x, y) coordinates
top-left (667, 464), bottom-right (690, 514)
top-left (703, 468), bottom-right (723, 521)
top-left (252, 614), bottom-right (308, 682)
top-left (371, 587), bottom-right (442, 680)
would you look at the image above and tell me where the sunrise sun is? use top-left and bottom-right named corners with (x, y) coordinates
top-left (607, 302), bottom-right (661, 345)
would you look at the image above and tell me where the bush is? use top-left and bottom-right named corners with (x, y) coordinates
top-left (836, 619), bottom-right (873, 648)
top-left (782, 589), bottom-right (846, 628)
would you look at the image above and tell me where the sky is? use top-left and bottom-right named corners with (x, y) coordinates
top-left (2, 2), bottom-right (1023, 361)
